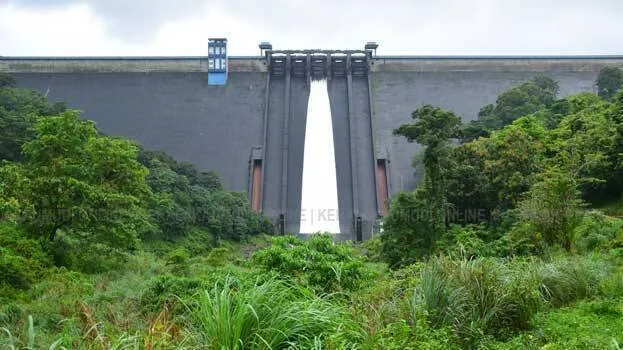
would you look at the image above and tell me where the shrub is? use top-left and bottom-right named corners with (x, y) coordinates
top-left (359, 235), bottom-right (383, 262)
top-left (148, 192), bottom-right (193, 240)
top-left (412, 255), bottom-right (609, 346)
top-left (204, 247), bottom-right (230, 267)
top-left (380, 189), bottom-right (439, 267)
top-left (141, 275), bottom-right (209, 315)
top-left (438, 225), bottom-right (492, 258)
top-left (252, 234), bottom-right (373, 293)
top-left (166, 248), bottom-right (190, 275)
top-left (0, 224), bottom-right (51, 296)
top-left (574, 210), bottom-right (623, 253)
top-left (506, 221), bottom-right (548, 256)
top-left (518, 169), bottom-right (584, 251)
top-left (47, 233), bottom-right (131, 274)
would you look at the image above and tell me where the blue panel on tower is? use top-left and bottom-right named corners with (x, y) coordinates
top-left (208, 38), bottom-right (228, 85)
top-left (208, 72), bottom-right (227, 85)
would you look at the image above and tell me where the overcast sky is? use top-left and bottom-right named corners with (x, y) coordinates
top-left (1, 0), bottom-right (623, 56)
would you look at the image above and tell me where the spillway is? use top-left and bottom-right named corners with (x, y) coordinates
top-left (300, 80), bottom-right (340, 233)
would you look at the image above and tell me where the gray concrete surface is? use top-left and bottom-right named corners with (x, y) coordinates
top-left (12, 72), bottom-right (267, 194)
top-left (4, 55), bottom-right (623, 239)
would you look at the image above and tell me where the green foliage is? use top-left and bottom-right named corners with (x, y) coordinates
top-left (386, 105), bottom-right (462, 267)
top-left (574, 211), bottom-right (623, 253)
top-left (406, 254), bottom-right (614, 348)
top-left (360, 235), bottom-right (383, 262)
top-left (394, 104), bottom-right (462, 147)
top-left (380, 189), bottom-right (438, 267)
top-left (21, 111), bottom-right (151, 242)
top-left (535, 257), bottom-right (604, 308)
top-left (141, 152), bottom-right (273, 242)
top-left (0, 162), bottom-right (32, 223)
top-left (462, 76), bottom-right (559, 140)
top-left (447, 116), bottom-right (548, 218)
top-left (413, 256), bottom-right (542, 347)
top-left (0, 111), bottom-right (153, 271)
top-left (148, 192), bottom-right (193, 240)
top-left (253, 234), bottom-right (373, 293)
top-left (141, 275), bottom-right (209, 314)
top-left (364, 319), bottom-right (458, 350)
top-left (437, 224), bottom-right (505, 258)
top-left (186, 276), bottom-right (353, 350)
top-left (518, 169), bottom-right (584, 250)
top-left (0, 73), bottom-right (16, 88)
top-left (204, 247), bottom-right (230, 266)
top-left (0, 224), bottom-right (51, 297)
top-left (166, 248), bottom-right (190, 275)
top-left (549, 94), bottom-right (615, 178)
top-left (597, 66), bottom-right (623, 101)
top-left (507, 299), bottom-right (623, 349)
top-left (0, 85), bottom-right (66, 162)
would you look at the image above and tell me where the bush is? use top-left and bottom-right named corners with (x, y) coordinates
top-left (166, 248), bottom-right (190, 275)
top-left (574, 211), bottom-right (623, 253)
top-left (141, 275), bottom-right (209, 314)
top-left (506, 221), bottom-right (548, 256)
top-left (148, 193), bottom-right (193, 240)
top-left (252, 235), bottom-right (374, 293)
top-left (0, 224), bottom-right (51, 297)
top-left (204, 247), bottom-right (230, 267)
top-left (437, 224), bottom-right (509, 258)
top-left (47, 233), bottom-right (131, 274)
top-left (518, 169), bottom-right (584, 251)
top-left (381, 189), bottom-right (439, 267)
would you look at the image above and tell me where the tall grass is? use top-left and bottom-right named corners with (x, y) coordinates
top-left (415, 256), bottom-right (540, 346)
top-left (412, 254), bottom-right (608, 347)
top-left (185, 276), bottom-right (353, 349)
top-left (536, 257), bottom-right (603, 307)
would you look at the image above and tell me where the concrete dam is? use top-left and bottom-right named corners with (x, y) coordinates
top-left (2, 51), bottom-right (622, 241)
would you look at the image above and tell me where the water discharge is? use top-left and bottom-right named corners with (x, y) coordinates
top-left (300, 80), bottom-right (340, 234)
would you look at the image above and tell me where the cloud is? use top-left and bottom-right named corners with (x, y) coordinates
top-left (2, 0), bottom-right (623, 55)
top-left (6, 0), bottom-right (208, 41)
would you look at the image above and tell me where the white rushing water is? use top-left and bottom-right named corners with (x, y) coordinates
top-left (300, 80), bottom-right (340, 234)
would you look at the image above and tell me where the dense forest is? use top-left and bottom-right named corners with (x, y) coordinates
top-left (1, 68), bottom-right (622, 349)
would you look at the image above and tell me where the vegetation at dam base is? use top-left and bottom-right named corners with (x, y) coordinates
top-left (0, 68), bottom-right (622, 349)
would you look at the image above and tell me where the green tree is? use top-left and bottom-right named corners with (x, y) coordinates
top-left (608, 90), bottom-right (623, 198)
top-left (547, 93), bottom-right (617, 200)
top-left (383, 105), bottom-right (461, 265)
top-left (148, 192), bottom-right (193, 240)
top-left (4, 111), bottom-right (151, 257)
top-left (380, 189), bottom-right (437, 267)
top-left (596, 66), bottom-right (623, 101)
top-left (0, 73), bottom-right (16, 88)
top-left (0, 162), bottom-right (33, 223)
top-left (394, 105), bottom-right (461, 232)
top-left (462, 76), bottom-right (559, 140)
top-left (0, 86), bottom-right (67, 162)
top-left (445, 116), bottom-right (548, 220)
top-left (518, 168), bottom-right (584, 251)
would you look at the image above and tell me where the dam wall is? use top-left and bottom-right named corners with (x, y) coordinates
top-left (2, 55), bottom-right (622, 239)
